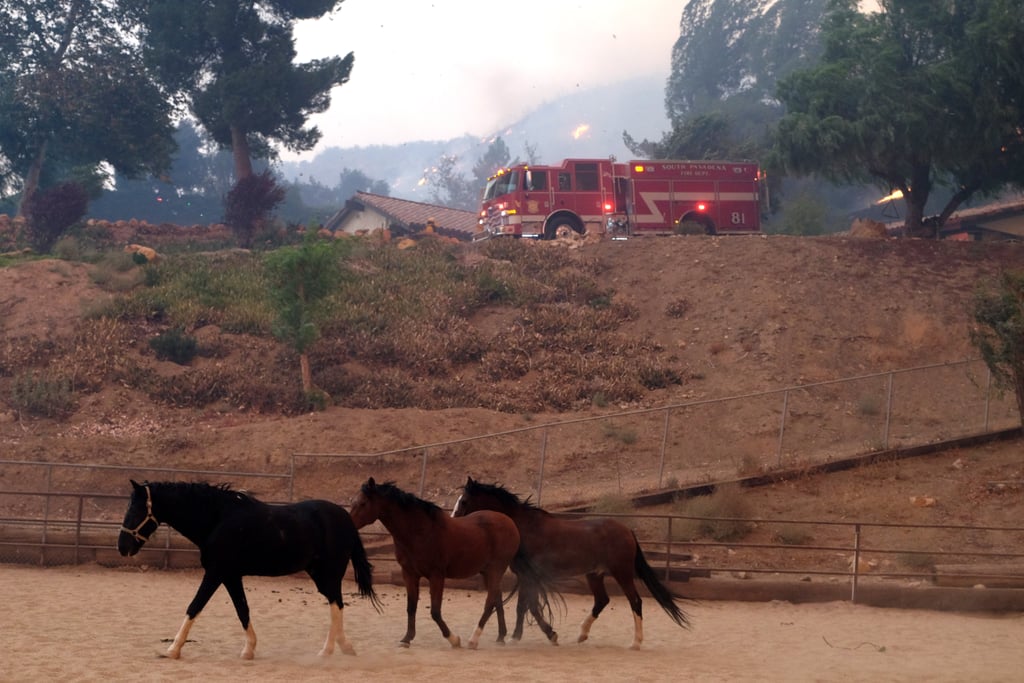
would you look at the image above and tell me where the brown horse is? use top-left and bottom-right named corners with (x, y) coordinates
top-left (452, 477), bottom-right (690, 649)
top-left (349, 477), bottom-right (539, 649)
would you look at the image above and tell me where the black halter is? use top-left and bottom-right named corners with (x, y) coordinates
top-left (120, 484), bottom-right (160, 542)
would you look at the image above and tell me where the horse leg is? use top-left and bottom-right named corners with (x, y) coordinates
top-left (516, 581), bottom-right (557, 644)
top-left (223, 576), bottom-right (257, 659)
top-left (513, 587), bottom-right (529, 640)
top-left (612, 571), bottom-right (645, 650)
top-left (524, 587), bottom-right (559, 645)
top-left (319, 602), bottom-right (355, 657)
top-left (494, 574), bottom-right (508, 645)
top-left (428, 575), bottom-right (460, 648)
top-left (468, 572), bottom-right (502, 649)
top-left (578, 572), bottom-right (610, 644)
top-left (167, 572), bottom-right (222, 659)
top-left (310, 570), bottom-right (355, 656)
top-left (400, 569), bottom-right (419, 647)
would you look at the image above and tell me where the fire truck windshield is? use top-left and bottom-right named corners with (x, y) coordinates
top-left (483, 170), bottom-right (520, 201)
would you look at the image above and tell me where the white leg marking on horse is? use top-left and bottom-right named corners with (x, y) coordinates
top-left (450, 495), bottom-right (462, 518)
top-left (241, 623), bottom-right (256, 660)
top-left (630, 614), bottom-right (643, 650)
top-left (448, 633), bottom-right (462, 648)
top-left (468, 626), bottom-right (483, 650)
top-left (336, 605), bottom-right (355, 655)
top-left (167, 615), bottom-right (194, 659)
top-left (578, 614), bottom-right (596, 643)
top-left (319, 603), bottom-right (340, 656)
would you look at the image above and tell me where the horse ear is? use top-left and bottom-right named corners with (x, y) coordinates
top-left (466, 476), bottom-right (474, 486)
top-left (366, 477), bottom-right (376, 488)
top-left (130, 479), bottom-right (143, 491)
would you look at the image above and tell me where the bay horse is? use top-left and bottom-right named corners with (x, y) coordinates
top-left (349, 477), bottom-right (550, 649)
top-left (117, 480), bottom-right (382, 660)
top-left (452, 477), bottom-right (690, 649)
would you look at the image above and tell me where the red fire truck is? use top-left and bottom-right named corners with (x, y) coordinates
top-left (478, 157), bottom-right (763, 239)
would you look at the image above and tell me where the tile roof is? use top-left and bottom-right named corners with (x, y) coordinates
top-left (325, 192), bottom-right (480, 241)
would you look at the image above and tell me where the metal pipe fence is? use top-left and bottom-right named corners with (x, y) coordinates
top-left (1, 358), bottom-right (1021, 602)
top-left (9, 486), bottom-right (1020, 603)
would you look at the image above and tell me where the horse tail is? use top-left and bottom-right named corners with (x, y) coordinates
top-left (349, 527), bottom-right (384, 613)
top-left (633, 534), bottom-right (690, 628)
top-left (510, 547), bottom-right (565, 624)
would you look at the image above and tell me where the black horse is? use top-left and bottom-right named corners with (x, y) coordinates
top-left (118, 480), bottom-right (382, 659)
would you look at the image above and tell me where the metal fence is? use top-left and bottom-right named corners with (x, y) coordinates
top-left (3, 487), bottom-right (1023, 605)
top-left (1, 358), bottom-right (1021, 600)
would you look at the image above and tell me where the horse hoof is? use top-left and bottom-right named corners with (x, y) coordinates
top-left (468, 640), bottom-right (479, 650)
top-left (398, 641), bottom-right (411, 649)
top-left (550, 634), bottom-right (559, 646)
top-left (341, 644), bottom-right (356, 656)
top-left (449, 635), bottom-right (461, 649)
top-left (577, 634), bottom-right (588, 644)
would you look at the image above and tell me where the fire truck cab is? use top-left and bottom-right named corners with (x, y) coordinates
top-left (479, 157), bottom-right (762, 239)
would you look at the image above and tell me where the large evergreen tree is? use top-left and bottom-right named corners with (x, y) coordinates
top-left (665, 0), bottom-right (829, 121)
top-left (773, 0), bottom-right (1024, 236)
top-left (130, 0), bottom-right (354, 181)
top-left (0, 0), bottom-right (175, 216)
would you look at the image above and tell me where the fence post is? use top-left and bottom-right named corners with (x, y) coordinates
top-left (883, 372), bottom-right (894, 449)
top-left (776, 390), bottom-right (789, 466)
top-left (851, 523), bottom-right (862, 603)
top-left (288, 455), bottom-right (296, 502)
top-left (665, 516), bottom-right (673, 582)
top-left (75, 496), bottom-right (84, 565)
top-left (657, 408), bottom-right (671, 489)
top-left (40, 464), bottom-right (53, 566)
top-left (418, 447), bottom-right (429, 497)
top-left (984, 367), bottom-right (992, 432)
top-left (536, 428), bottom-right (549, 506)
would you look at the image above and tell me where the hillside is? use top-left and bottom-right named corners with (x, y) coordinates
top-left (2, 234), bottom-right (1024, 525)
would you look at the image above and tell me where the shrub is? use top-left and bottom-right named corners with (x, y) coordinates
top-left (672, 484), bottom-right (754, 542)
top-left (590, 493), bottom-right (635, 515)
top-left (10, 371), bottom-right (75, 418)
top-left (772, 524), bottom-right (813, 545)
top-left (23, 182), bottom-right (89, 253)
top-left (149, 328), bottom-right (198, 364)
top-left (665, 298), bottom-right (689, 318)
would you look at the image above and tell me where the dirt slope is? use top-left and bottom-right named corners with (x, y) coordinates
top-left (2, 234), bottom-right (1024, 523)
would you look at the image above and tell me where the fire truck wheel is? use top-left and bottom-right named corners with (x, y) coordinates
top-left (544, 216), bottom-right (583, 240)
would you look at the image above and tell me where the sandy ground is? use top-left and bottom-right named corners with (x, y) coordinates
top-left (2, 564), bottom-right (1022, 682)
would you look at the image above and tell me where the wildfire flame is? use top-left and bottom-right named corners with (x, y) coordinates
top-left (875, 189), bottom-right (903, 204)
top-left (571, 124), bottom-right (590, 140)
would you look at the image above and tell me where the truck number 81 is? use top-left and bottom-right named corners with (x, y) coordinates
top-left (731, 212), bottom-right (746, 224)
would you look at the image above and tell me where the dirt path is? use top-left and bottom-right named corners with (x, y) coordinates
top-left (4, 564), bottom-right (1021, 682)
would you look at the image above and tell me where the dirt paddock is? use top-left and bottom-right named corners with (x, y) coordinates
top-left (3, 564), bottom-right (1022, 682)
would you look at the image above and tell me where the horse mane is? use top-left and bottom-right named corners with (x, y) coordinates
top-left (465, 480), bottom-right (546, 513)
top-left (148, 481), bottom-right (255, 506)
top-left (365, 480), bottom-right (443, 518)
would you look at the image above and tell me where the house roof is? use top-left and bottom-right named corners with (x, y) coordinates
top-left (940, 196), bottom-right (1024, 240)
top-left (324, 192), bottom-right (480, 241)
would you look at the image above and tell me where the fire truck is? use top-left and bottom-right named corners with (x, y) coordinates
top-left (478, 157), bottom-right (763, 239)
